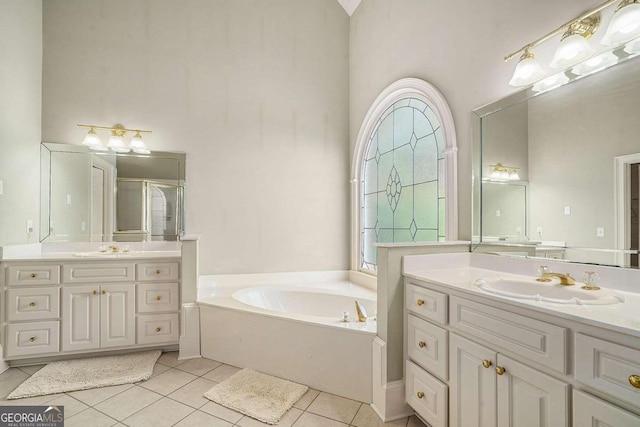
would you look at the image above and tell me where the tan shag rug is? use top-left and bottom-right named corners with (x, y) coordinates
top-left (204, 368), bottom-right (308, 425)
top-left (7, 350), bottom-right (162, 400)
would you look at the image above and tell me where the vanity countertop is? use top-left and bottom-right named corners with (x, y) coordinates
top-left (1, 250), bottom-right (182, 261)
top-left (403, 253), bottom-right (640, 339)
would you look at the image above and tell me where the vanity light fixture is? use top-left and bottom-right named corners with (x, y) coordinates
top-left (505, 0), bottom-right (637, 87)
top-left (624, 36), bottom-right (640, 53)
top-left (489, 163), bottom-right (520, 181)
top-left (572, 50), bottom-right (619, 75)
top-left (77, 124), bottom-right (152, 154)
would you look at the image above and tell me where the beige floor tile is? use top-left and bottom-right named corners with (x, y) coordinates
top-left (236, 407), bottom-right (303, 427)
top-left (17, 365), bottom-right (45, 375)
top-left (202, 364), bottom-right (241, 383)
top-left (351, 404), bottom-right (408, 427)
top-left (407, 415), bottom-right (427, 427)
top-left (149, 362), bottom-right (172, 378)
top-left (0, 393), bottom-right (64, 406)
top-left (173, 410), bottom-right (233, 427)
top-left (94, 386), bottom-right (162, 421)
top-left (200, 401), bottom-right (244, 424)
top-left (0, 368), bottom-right (30, 398)
top-left (306, 392), bottom-right (361, 424)
top-left (168, 377), bottom-right (216, 409)
top-left (68, 383), bottom-right (134, 406)
top-left (293, 388), bottom-right (320, 410)
top-left (292, 412), bottom-right (348, 427)
top-left (138, 368), bottom-right (197, 395)
top-left (174, 357), bottom-right (222, 376)
top-left (156, 351), bottom-right (185, 367)
top-left (64, 407), bottom-right (119, 427)
top-left (43, 394), bottom-right (89, 418)
top-left (122, 397), bottom-right (194, 427)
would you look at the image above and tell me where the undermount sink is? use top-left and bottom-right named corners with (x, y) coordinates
top-left (475, 277), bottom-right (624, 305)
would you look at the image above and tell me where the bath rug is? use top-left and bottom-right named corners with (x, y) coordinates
top-left (203, 368), bottom-right (308, 425)
top-left (7, 350), bottom-right (162, 400)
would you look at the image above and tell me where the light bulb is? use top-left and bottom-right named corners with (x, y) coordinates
top-left (550, 34), bottom-right (594, 68)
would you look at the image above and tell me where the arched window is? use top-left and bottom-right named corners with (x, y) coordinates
top-left (351, 79), bottom-right (458, 273)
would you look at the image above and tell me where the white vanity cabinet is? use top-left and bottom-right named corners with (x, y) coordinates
top-left (404, 275), bottom-right (640, 427)
top-left (2, 258), bottom-right (181, 361)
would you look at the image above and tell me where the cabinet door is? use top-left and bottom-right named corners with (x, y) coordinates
top-left (61, 285), bottom-right (100, 352)
top-left (100, 284), bottom-right (135, 348)
top-left (573, 389), bottom-right (640, 427)
top-left (496, 354), bottom-right (569, 427)
top-left (449, 333), bottom-right (497, 427)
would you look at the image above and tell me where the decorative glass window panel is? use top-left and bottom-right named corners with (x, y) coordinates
top-left (361, 98), bottom-right (445, 271)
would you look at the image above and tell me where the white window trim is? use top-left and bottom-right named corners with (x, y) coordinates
top-left (350, 78), bottom-right (459, 272)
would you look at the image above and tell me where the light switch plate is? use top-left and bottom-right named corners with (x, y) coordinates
top-left (564, 206), bottom-right (571, 215)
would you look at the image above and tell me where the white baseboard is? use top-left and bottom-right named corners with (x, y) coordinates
top-left (371, 337), bottom-right (413, 422)
top-left (178, 303), bottom-right (201, 360)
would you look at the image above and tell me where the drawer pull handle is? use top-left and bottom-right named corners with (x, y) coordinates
top-left (29, 337), bottom-right (36, 342)
top-left (92, 290), bottom-right (97, 295)
top-left (416, 299), bottom-right (425, 306)
top-left (29, 302), bottom-right (36, 307)
top-left (155, 269), bottom-right (161, 275)
top-left (156, 327), bottom-right (162, 332)
top-left (495, 366), bottom-right (506, 375)
top-left (30, 273), bottom-right (37, 278)
top-left (156, 295), bottom-right (162, 301)
top-left (418, 341), bottom-right (426, 349)
top-left (630, 375), bottom-right (640, 388)
top-left (102, 290), bottom-right (106, 295)
top-left (417, 391), bottom-right (424, 399)
top-left (482, 360), bottom-right (492, 368)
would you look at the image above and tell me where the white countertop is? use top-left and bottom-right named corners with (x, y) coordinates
top-left (403, 253), bottom-right (640, 338)
top-left (2, 251), bottom-right (182, 261)
top-left (0, 242), bottom-right (182, 261)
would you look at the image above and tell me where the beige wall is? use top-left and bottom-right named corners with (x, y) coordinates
top-left (0, 1), bottom-right (42, 246)
top-left (41, 0), bottom-right (350, 273)
top-left (349, 0), bottom-right (604, 242)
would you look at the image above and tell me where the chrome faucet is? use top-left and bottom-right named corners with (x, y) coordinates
top-left (536, 266), bottom-right (575, 286)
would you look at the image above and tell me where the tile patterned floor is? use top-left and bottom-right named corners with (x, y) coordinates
top-left (0, 352), bottom-right (426, 427)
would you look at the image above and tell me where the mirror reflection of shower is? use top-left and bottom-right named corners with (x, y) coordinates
top-left (115, 178), bottom-right (182, 241)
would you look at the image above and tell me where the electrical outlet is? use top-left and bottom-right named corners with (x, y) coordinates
top-left (516, 227), bottom-right (522, 235)
top-left (495, 209), bottom-right (501, 217)
top-left (564, 206), bottom-right (571, 215)
top-left (536, 227), bottom-right (543, 235)
top-left (66, 194), bottom-right (72, 205)
top-left (26, 220), bottom-right (34, 234)
top-left (596, 227), bottom-right (605, 237)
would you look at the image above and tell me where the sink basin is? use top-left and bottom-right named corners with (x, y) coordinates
top-left (475, 277), bottom-right (624, 305)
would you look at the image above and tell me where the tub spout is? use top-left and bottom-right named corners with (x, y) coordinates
top-left (355, 301), bottom-right (367, 322)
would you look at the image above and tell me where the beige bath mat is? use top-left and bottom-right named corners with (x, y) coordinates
top-left (204, 368), bottom-right (308, 425)
top-left (7, 350), bottom-right (162, 400)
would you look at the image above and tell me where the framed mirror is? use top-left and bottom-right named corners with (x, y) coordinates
top-left (40, 142), bottom-right (186, 242)
top-left (473, 50), bottom-right (640, 268)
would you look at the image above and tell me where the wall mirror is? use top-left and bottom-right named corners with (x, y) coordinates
top-left (473, 49), bottom-right (640, 268)
top-left (40, 142), bottom-right (186, 242)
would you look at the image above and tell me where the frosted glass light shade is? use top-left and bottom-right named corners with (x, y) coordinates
top-left (601, 3), bottom-right (640, 46)
top-left (550, 34), bottom-right (594, 68)
top-left (129, 133), bottom-right (151, 154)
top-left (509, 54), bottom-right (545, 86)
top-left (572, 51), bottom-right (619, 75)
top-left (82, 129), bottom-right (107, 151)
top-left (532, 72), bottom-right (570, 93)
top-left (108, 135), bottom-right (130, 153)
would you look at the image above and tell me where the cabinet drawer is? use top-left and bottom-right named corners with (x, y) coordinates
top-left (406, 282), bottom-right (447, 325)
top-left (5, 321), bottom-right (60, 358)
top-left (450, 296), bottom-right (567, 373)
top-left (137, 313), bottom-right (179, 344)
top-left (136, 263), bottom-right (179, 281)
top-left (573, 389), bottom-right (640, 426)
top-left (575, 333), bottom-right (640, 409)
top-left (137, 283), bottom-right (179, 313)
top-left (407, 314), bottom-right (448, 381)
top-left (6, 265), bottom-right (61, 286)
top-left (406, 360), bottom-right (447, 427)
top-left (6, 287), bottom-right (60, 321)
top-left (63, 263), bottom-right (135, 283)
